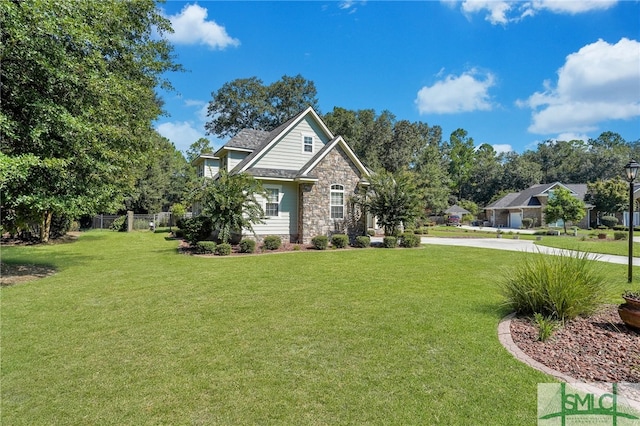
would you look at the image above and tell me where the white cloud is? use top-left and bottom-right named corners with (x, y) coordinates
top-left (519, 38), bottom-right (640, 134)
top-left (156, 121), bottom-right (207, 153)
top-left (455, 0), bottom-right (617, 25)
top-left (555, 132), bottom-right (588, 142)
top-left (492, 144), bottom-right (513, 154)
top-left (415, 69), bottom-right (496, 114)
top-left (461, 1), bottom-right (512, 24)
top-left (165, 4), bottom-right (240, 50)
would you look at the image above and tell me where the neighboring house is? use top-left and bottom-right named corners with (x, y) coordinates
top-left (192, 107), bottom-right (371, 244)
top-left (484, 182), bottom-right (593, 229)
top-left (444, 205), bottom-right (470, 217)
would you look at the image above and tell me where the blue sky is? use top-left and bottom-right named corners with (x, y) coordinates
top-left (154, 1), bottom-right (640, 155)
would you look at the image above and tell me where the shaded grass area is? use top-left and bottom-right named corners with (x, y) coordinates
top-left (0, 231), bottom-right (631, 424)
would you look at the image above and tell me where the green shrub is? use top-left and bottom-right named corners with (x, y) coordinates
top-left (331, 234), bottom-right (349, 248)
top-left (263, 235), bottom-right (282, 250)
top-left (195, 241), bottom-right (216, 254)
top-left (522, 218), bottom-right (534, 229)
top-left (180, 216), bottom-right (213, 244)
top-left (367, 229), bottom-right (375, 237)
top-left (533, 313), bottom-right (557, 342)
top-left (600, 215), bottom-right (618, 228)
top-left (614, 232), bottom-right (627, 241)
top-left (311, 235), bottom-right (328, 250)
top-left (215, 243), bottom-right (232, 256)
top-left (173, 229), bottom-right (185, 238)
top-left (499, 250), bottom-right (610, 322)
top-left (354, 235), bottom-right (370, 248)
top-left (110, 216), bottom-right (127, 232)
top-left (382, 236), bottom-right (397, 248)
top-left (399, 232), bottom-right (421, 248)
top-left (239, 239), bottom-right (256, 253)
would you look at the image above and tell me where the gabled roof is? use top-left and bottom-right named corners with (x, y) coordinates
top-left (445, 205), bottom-right (470, 215)
top-left (298, 135), bottom-right (370, 181)
top-left (224, 129), bottom-right (269, 151)
top-left (486, 182), bottom-right (590, 210)
top-left (233, 107), bottom-right (333, 175)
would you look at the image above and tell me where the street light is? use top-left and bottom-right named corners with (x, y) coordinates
top-left (625, 160), bottom-right (640, 283)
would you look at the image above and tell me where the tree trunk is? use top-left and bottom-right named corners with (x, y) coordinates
top-left (40, 210), bottom-right (52, 243)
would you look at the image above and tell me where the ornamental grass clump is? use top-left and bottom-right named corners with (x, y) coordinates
top-left (499, 250), bottom-right (610, 322)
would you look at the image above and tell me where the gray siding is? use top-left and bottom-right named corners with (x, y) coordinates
top-left (229, 151), bottom-right (249, 170)
top-left (255, 117), bottom-right (330, 170)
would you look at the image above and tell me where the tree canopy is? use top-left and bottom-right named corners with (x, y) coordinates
top-left (1, 0), bottom-right (180, 241)
top-left (543, 187), bottom-right (586, 234)
top-left (205, 75), bottom-right (319, 139)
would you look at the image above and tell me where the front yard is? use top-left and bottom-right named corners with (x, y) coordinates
top-left (0, 230), bottom-right (631, 424)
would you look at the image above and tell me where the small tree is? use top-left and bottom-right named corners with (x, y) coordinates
top-left (543, 187), bottom-right (586, 235)
top-left (194, 171), bottom-right (265, 243)
top-left (358, 169), bottom-right (423, 236)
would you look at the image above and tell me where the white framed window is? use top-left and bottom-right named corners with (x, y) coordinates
top-left (330, 184), bottom-right (344, 219)
top-left (302, 134), bottom-right (314, 153)
top-left (265, 187), bottom-right (280, 217)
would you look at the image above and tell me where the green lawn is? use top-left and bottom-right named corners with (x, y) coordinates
top-left (0, 231), bottom-right (632, 425)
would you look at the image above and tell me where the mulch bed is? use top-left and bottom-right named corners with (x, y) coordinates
top-left (510, 305), bottom-right (640, 383)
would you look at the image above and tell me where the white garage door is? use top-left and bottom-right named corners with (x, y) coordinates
top-left (510, 212), bottom-right (522, 229)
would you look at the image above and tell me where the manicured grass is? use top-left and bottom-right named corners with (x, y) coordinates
top-left (0, 231), bottom-right (631, 424)
top-left (534, 235), bottom-right (640, 257)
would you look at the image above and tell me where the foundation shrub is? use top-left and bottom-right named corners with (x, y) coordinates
top-left (311, 235), bottom-right (328, 250)
top-left (239, 239), bottom-right (256, 253)
top-left (354, 235), bottom-right (370, 248)
top-left (399, 232), bottom-right (421, 248)
top-left (263, 235), bottom-right (282, 250)
top-left (382, 236), bottom-right (397, 248)
top-left (195, 241), bottom-right (216, 254)
top-left (215, 243), bottom-right (232, 256)
top-left (331, 234), bottom-right (349, 249)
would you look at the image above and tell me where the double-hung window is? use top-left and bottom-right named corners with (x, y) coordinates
top-left (330, 184), bottom-right (344, 219)
top-left (303, 134), bottom-right (314, 153)
top-left (265, 188), bottom-right (280, 217)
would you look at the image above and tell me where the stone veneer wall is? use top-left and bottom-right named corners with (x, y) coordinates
top-left (298, 146), bottom-right (365, 244)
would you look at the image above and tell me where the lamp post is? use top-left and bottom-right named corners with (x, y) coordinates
top-left (625, 160), bottom-right (640, 283)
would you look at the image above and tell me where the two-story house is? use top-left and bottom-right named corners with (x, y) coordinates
top-left (192, 107), bottom-right (371, 244)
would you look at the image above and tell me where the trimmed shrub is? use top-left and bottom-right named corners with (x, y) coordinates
top-left (215, 243), bottom-right (232, 256)
top-left (600, 215), bottom-right (618, 228)
top-left (239, 239), bottom-right (256, 253)
top-left (399, 232), bottom-right (421, 248)
top-left (331, 234), bottom-right (349, 248)
top-left (354, 235), bottom-right (370, 248)
top-left (499, 249), bottom-right (611, 322)
top-left (367, 229), bottom-right (375, 237)
top-left (382, 236), bottom-right (397, 248)
top-left (180, 216), bottom-right (213, 244)
top-left (195, 241), bottom-right (216, 254)
top-left (263, 235), bottom-right (282, 250)
top-left (522, 218), bottom-right (534, 229)
top-left (311, 235), bottom-right (328, 250)
top-left (614, 232), bottom-right (627, 241)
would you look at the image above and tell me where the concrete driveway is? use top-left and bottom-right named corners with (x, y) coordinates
top-left (372, 235), bottom-right (640, 266)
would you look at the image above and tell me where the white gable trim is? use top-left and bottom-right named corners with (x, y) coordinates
top-left (539, 182), bottom-right (575, 196)
top-left (237, 107), bottom-right (334, 173)
top-left (300, 136), bottom-right (370, 178)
